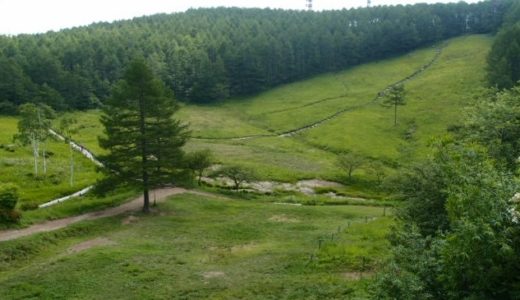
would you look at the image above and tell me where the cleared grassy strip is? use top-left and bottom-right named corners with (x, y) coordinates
top-left (0, 117), bottom-right (100, 205)
top-left (0, 193), bottom-right (391, 299)
top-left (178, 45), bottom-right (437, 137)
top-left (177, 104), bottom-right (272, 139)
top-left (301, 35), bottom-right (492, 160)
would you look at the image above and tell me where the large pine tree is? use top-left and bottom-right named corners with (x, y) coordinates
top-left (98, 59), bottom-right (188, 212)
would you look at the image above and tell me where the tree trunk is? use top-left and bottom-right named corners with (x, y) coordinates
top-left (70, 143), bottom-right (74, 187)
top-left (394, 102), bottom-right (397, 126)
top-left (32, 135), bottom-right (39, 176)
top-left (198, 170), bottom-right (203, 186)
top-left (138, 91), bottom-right (150, 213)
top-left (42, 142), bottom-right (47, 175)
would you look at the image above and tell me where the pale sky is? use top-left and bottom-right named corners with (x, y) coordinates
top-left (0, 0), bottom-right (481, 35)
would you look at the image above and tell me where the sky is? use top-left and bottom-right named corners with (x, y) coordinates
top-left (0, 0), bottom-right (482, 35)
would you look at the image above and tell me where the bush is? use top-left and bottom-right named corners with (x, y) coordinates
top-left (20, 202), bottom-right (39, 211)
top-left (0, 101), bottom-right (18, 115)
top-left (0, 184), bottom-right (20, 224)
top-left (0, 210), bottom-right (21, 223)
top-left (0, 184), bottom-right (19, 210)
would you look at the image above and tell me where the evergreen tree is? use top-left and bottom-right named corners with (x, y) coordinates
top-left (382, 84), bottom-right (406, 126)
top-left (98, 59), bottom-right (189, 212)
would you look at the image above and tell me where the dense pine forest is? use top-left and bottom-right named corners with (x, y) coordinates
top-left (0, 1), bottom-right (515, 113)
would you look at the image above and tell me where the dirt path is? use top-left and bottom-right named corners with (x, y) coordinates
top-left (0, 187), bottom-right (219, 242)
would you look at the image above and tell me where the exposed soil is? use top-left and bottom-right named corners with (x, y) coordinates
top-left (202, 176), bottom-right (344, 195)
top-left (202, 271), bottom-right (225, 279)
top-left (67, 237), bottom-right (116, 254)
top-left (122, 215), bottom-right (140, 225)
top-left (268, 214), bottom-right (300, 223)
top-left (342, 271), bottom-right (374, 281)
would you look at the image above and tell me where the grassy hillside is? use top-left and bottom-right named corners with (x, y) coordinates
top-left (0, 117), bottom-right (99, 205)
top-left (58, 35), bottom-right (491, 184)
top-left (0, 193), bottom-right (391, 299)
top-left (303, 35), bottom-right (492, 159)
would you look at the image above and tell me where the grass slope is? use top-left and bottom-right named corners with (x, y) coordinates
top-left (58, 35), bottom-right (491, 184)
top-left (0, 117), bottom-right (99, 205)
top-left (0, 193), bottom-right (391, 299)
top-left (303, 35), bottom-right (492, 159)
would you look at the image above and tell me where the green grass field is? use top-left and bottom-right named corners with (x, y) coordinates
top-left (302, 35), bottom-right (492, 160)
top-left (0, 117), bottom-right (100, 206)
top-left (0, 193), bottom-right (391, 299)
top-left (55, 35), bottom-right (492, 186)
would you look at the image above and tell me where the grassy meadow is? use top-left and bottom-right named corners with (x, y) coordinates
top-left (0, 193), bottom-right (391, 299)
top-left (0, 117), bottom-right (100, 206)
top-left (302, 35), bottom-right (492, 159)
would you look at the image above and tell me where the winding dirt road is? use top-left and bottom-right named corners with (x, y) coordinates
top-left (0, 188), bottom-right (217, 242)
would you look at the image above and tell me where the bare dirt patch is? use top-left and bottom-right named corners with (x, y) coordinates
top-left (202, 271), bottom-right (225, 279)
top-left (122, 215), bottom-right (140, 225)
top-left (67, 238), bottom-right (116, 254)
top-left (231, 243), bottom-right (258, 253)
top-left (269, 214), bottom-right (300, 223)
top-left (342, 272), bottom-right (374, 281)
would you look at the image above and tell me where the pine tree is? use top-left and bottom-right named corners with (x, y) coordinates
top-left (98, 59), bottom-right (189, 212)
top-left (382, 84), bottom-right (406, 126)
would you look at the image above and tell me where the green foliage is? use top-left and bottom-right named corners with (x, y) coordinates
top-left (184, 149), bottom-right (212, 185)
top-left (375, 140), bottom-right (520, 299)
top-left (98, 59), bottom-right (189, 211)
top-left (382, 84), bottom-right (406, 126)
top-left (458, 86), bottom-right (520, 171)
top-left (0, 184), bottom-right (20, 224)
top-left (0, 2), bottom-right (513, 109)
top-left (216, 165), bottom-right (256, 190)
top-left (0, 116), bottom-right (99, 209)
top-left (487, 23), bottom-right (520, 89)
top-left (337, 153), bottom-right (365, 180)
top-left (0, 184), bottom-right (19, 210)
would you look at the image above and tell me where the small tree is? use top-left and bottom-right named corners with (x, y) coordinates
top-left (0, 184), bottom-right (20, 224)
top-left (382, 84), bottom-right (406, 126)
top-left (368, 161), bottom-right (386, 186)
top-left (218, 165), bottom-right (255, 191)
top-left (14, 103), bottom-right (55, 176)
top-left (184, 149), bottom-right (212, 186)
top-left (59, 117), bottom-right (79, 187)
top-left (337, 153), bottom-right (364, 180)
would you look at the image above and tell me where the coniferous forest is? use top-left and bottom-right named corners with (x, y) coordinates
top-left (0, 1), bottom-right (515, 113)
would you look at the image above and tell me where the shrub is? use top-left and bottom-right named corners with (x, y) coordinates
top-left (20, 202), bottom-right (39, 211)
top-left (0, 184), bottom-right (20, 224)
top-left (0, 184), bottom-right (19, 210)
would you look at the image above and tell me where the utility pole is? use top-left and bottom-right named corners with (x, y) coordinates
top-left (306, 0), bottom-right (313, 11)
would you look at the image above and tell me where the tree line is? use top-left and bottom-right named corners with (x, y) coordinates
top-left (0, 1), bottom-right (514, 112)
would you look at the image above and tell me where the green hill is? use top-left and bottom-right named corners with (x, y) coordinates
top-left (58, 35), bottom-right (492, 185)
